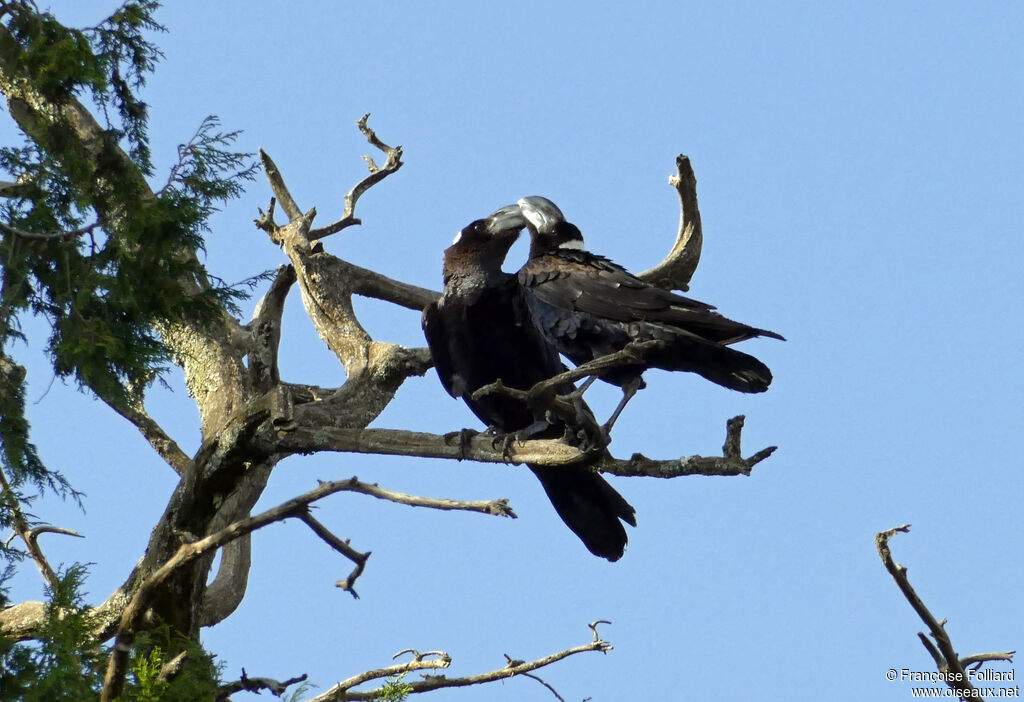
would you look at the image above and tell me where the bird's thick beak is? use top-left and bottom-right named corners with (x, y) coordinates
top-left (517, 196), bottom-right (564, 232)
top-left (486, 204), bottom-right (527, 236)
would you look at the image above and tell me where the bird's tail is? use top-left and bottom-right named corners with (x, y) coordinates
top-left (528, 464), bottom-right (636, 562)
top-left (652, 335), bottom-right (774, 393)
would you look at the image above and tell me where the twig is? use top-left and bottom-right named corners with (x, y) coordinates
top-left (305, 622), bottom-right (612, 701)
top-left (309, 114), bottom-right (404, 240)
top-left (510, 653), bottom-right (566, 702)
top-left (638, 154), bottom-right (703, 291)
top-left (876, 525), bottom-right (1015, 701)
top-left (296, 510), bottom-right (371, 599)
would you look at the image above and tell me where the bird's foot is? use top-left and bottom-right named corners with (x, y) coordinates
top-left (488, 420), bottom-right (551, 462)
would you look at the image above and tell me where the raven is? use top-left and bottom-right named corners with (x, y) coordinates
top-left (422, 206), bottom-right (636, 561)
top-left (517, 196), bottom-right (784, 431)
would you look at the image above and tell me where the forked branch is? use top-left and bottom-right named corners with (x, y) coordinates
top-left (310, 113), bottom-right (405, 240)
top-left (601, 415), bottom-right (775, 478)
top-left (876, 525), bottom-right (1015, 701)
top-left (0, 465), bottom-right (83, 591)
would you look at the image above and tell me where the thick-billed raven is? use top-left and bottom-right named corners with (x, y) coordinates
top-left (422, 206), bottom-right (636, 561)
top-left (516, 196), bottom-right (783, 431)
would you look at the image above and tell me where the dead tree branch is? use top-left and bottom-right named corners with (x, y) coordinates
top-left (100, 476), bottom-right (516, 701)
top-left (215, 668), bottom-right (308, 700)
top-left (274, 419), bottom-right (773, 478)
top-left (97, 394), bottom-right (193, 476)
top-left (306, 622), bottom-right (612, 701)
top-left (0, 465), bottom-right (83, 590)
top-left (309, 113), bottom-right (405, 240)
top-left (246, 264), bottom-right (296, 391)
top-left (296, 511), bottom-right (372, 599)
top-left (638, 154), bottom-right (703, 291)
top-left (876, 525), bottom-right (1015, 701)
top-left (601, 415), bottom-right (775, 478)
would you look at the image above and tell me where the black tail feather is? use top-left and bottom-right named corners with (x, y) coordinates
top-left (528, 465), bottom-right (636, 562)
top-left (649, 336), bottom-right (774, 393)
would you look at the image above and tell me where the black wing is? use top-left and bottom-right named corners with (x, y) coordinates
top-left (422, 301), bottom-right (464, 399)
top-left (522, 250), bottom-right (784, 344)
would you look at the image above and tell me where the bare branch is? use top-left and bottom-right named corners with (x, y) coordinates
top-left (510, 655), bottom-right (566, 702)
top-left (323, 477), bottom-right (517, 517)
top-left (101, 476), bottom-right (516, 700)
top-left (309, 652), bottom-right (453, 702)
top-left (959, 652), bottom-right (1016, 668)
top-left (0, 219), bottom-right (100, 242)
top-left (98, 394), bottom-right (192, 476)
top-left (601, 415), bottom-right (775, 478)
top-left (0, 466), bottom-right (80, 590)
top-left (307, 623), bottom-right (612, 701)
top-left (638, 154), bottom-right (703, 291)
top-left (309, 114), bottom-right (404, 240)
top-left (216, 668), bottom-right (308, 700)
top-left (876, 525), bottom-right (1016, 701)
top-left (275, 426), bottom-right (587, 466)
top-left (258, 149), bottom-right (303, 222)
top-left (345, 258), bottom-right (439, 310)
top-left (296, 511), bottom-right (371, 599)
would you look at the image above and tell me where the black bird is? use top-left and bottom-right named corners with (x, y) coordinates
top-left (422, 206), bottom-right (636, 561)
top-left (516, 196), bottom-right (784, 431)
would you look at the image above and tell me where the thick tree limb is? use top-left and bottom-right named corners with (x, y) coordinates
top-left (246, 264), bottom-right (295, 391)
top-left (273, 421), bottom-right (773, 478)
top-left (345, 258), bottom-right (439, 310)
top-left (876, 525), bottom-right (1015, 701)
top-left (307, 622), bottom-right (612, 701)
top-left (275, 426), bottom-right (587, 466)
top-left (637, 154), bottom-right (703, 292)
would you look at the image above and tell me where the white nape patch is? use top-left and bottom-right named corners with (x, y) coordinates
top-left (451, 231), bottom-right (463, 245)
top-left (558, 239), bottom-right (585, 250)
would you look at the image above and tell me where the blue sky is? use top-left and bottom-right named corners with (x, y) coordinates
top-left (4, 2), bottom-right (1022, 700)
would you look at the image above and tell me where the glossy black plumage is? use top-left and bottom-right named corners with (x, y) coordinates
top-left (517, 196), bottom-right (783, 400)
top-left (422, 208), bottom-right (636, 561)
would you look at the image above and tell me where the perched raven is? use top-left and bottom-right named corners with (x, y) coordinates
top-left (422, 206), bottom-right (636, 561)
top-left (516, 196), bottom-right (784, 431)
